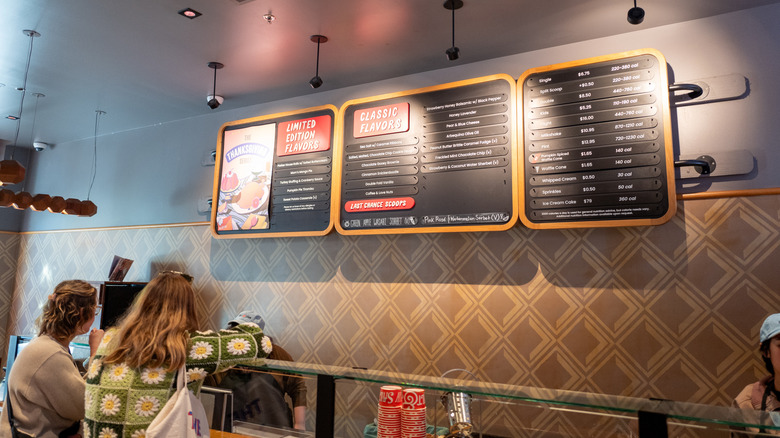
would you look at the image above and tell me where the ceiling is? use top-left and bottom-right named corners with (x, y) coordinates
top-left (1, 0), bottom-right (778, 150)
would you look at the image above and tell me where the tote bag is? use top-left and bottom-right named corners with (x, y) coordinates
top-left (146, 365), bottom-right (210, 438)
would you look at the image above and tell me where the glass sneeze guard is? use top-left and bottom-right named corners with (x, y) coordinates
top-left (241, 359), bottom-right (780, 438)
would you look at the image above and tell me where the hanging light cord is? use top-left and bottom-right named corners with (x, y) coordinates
top-left (21, 94), bottom-right (42, 192)
top-left (10, 32), bottom-right (37, 160)
top-left (212, 65), bottom-right (218, 97)
top-left (315, 39), bottom-right (321, 77)
top-left (87, 110), bottom-right (104, 200)
top-left (451, 3), bottom-right (456, 48)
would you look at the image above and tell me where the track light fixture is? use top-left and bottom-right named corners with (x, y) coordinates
top-left (444, 0), bottom-right (463, 61)
top-left (207, 62), bottom-right (224, 109)
top-left (627, 0), bottom-right (645, 25)
top-left (309, 35), bottom-right (327, 89)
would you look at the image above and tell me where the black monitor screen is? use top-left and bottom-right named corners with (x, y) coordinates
top-left (100, 282), bottom-right (147, 329)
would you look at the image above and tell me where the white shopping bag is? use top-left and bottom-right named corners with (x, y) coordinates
top-left (146, 365), bottom-right (210, 438)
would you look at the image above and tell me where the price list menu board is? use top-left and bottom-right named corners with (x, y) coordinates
top-left (211, 105), bottom-right (336, 238)
top-left (518, 49), bottom-right (676, 229)
top-left (335, 75), bottom-right (518, 235)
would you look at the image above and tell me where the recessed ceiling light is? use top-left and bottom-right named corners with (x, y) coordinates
top-left (178, 8), bottom-right (202, 19)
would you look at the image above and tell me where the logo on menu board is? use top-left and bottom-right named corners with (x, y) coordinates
top-left (353, 103), bottom-right (410, 139)
top-left (276, 115), bottom-right (332, 157)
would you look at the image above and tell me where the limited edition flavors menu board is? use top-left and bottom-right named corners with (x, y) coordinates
top-left (211, 105), bottom-right (336, 238)
top-left (518, 49), bottom-right (676, 229)
top-left (335, 75), bottom-right (518, 235)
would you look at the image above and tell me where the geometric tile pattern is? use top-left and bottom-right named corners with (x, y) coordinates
top-left (1, 195), bottom-right (779, 435)
top-left (0, 231), bottom-right (21, 363)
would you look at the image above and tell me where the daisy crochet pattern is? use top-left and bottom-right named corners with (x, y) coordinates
top-left (84, 324), bottom-right (269, 438)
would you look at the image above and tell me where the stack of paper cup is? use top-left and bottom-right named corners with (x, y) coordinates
top-left (377, 385), bottom-right (403, 438)
top-left (401, 388), bottom-right (426, 438)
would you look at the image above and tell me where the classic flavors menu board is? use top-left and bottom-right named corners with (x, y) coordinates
top-left (335, 75), bottom-right (518, 235)
top-left (211, 105), bottom-right (336, 238)
top-left (518, 49), bottom-right (676, 229)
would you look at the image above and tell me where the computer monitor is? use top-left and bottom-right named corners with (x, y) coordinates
top-left (199, 386), bottom-right (233, 432)
top-left (4, 335), bottom-right (33, 373)
top-left (99, 282), bottom-right (147, 329)
top-left (2, 335), bottom-right (34, 402)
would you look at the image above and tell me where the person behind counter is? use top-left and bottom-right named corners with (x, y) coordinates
top-left (735, 314), bottom-right (780, 412)
top-left (83, 271), bottom-right (273, 438)
top-left (732, 313), bottom-right (780, 436)
top-left (207, 311), bottom-right (307, 430)
top-left (0, 280), bottom-right (103, 438)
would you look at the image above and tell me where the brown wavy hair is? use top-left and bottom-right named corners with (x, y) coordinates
top-left (102, 272), bottom-right (199, 371)
top-left (37, 280), bottom-right (97, 343)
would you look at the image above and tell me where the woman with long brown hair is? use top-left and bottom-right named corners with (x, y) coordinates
top-left (83, 271), bottom-right (272, 438)
top-left (0, 280), bottom-right (102, 438)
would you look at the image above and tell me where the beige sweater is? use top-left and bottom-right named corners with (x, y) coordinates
top-left (0, 335), bottom-right (85, 438)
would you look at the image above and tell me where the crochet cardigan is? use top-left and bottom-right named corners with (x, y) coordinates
top-left (84, 323), bottom-right (271, 438)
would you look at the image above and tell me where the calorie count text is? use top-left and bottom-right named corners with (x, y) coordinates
top-left (524, 55), bottom-right (666, 221)
top-left (575, 61), bottom-right (641, 78)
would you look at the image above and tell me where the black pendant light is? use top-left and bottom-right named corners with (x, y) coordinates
top-left (309, 35), bottom-right (327, 89)
top-left (444, 0), bottom-right (463, 61)
top-left (627, 0), bottom-right (645, 25)
top-left (207, 62), bottom-right (224, 109)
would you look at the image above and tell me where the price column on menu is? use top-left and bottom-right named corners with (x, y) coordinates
top-left (211, 105), bottom-right (337, 238)
top-left (334, 75), bottom-right (518, 235)
top-left (518, 49), bottom-right (676, 229)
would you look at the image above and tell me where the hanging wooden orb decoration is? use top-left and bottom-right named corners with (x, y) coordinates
top-left (12, 191), bottom-right (33, 210)
top-left (63, 198), bottom-right (82, 215)
top-left (30, 193), bottom-right (52, 211)
top-left (0, 160), bottom-right (26, 185)
top-left (48, 196), bottom-right (66, 213)
top-left (0, 189), bottom-right (15, 207)
top-left (78, 200), bottom-right (98, 217)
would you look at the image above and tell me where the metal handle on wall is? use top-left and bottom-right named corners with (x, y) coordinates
top-left (669, 83), bottom-right (704, 100)
top-left (674, 155), bottom-right (716, 175)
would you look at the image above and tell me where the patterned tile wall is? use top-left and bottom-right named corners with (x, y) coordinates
top-left (2, 195), bottom-right (779, 432)
top-left (0, 231), bottom-right (21, 357)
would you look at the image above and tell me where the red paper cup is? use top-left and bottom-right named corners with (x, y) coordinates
top-left (378, 397), bottom-right (402, 438)
top-left (401, 388), bottom-right (425, 409)
top-left (379, 385), bottom-right (404, 407)
top-left (401, 389), bottom-right (426, 438)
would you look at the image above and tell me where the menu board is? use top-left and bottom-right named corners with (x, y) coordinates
top-left (335, 75), bottom-right (518, 235)
top-left (518, 49), bottom-right (676, 229)
top-left (211, 105), bottom-right (336, 238)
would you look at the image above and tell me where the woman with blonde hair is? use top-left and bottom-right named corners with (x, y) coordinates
top-left (0, 279), bottom-right (102, 438)
top-left (84, 271), bottom-right (272, 438)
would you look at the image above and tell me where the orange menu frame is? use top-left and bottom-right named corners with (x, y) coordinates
top-left (517, 49), bottom-right (677, 229)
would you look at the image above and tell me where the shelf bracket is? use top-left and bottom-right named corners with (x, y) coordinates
top-left (638, 410), bottom-right (668, 438)
top-left (316, 374), bottom-right (335, 438)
